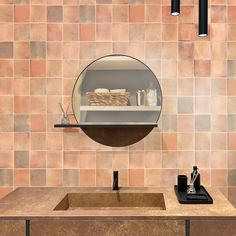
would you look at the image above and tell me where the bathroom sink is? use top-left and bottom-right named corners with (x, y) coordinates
top-left (54, 192), bottom-right (166, 210)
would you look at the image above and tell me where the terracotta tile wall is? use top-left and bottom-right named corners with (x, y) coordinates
top-left (0, 0), bottom-right (235, 206)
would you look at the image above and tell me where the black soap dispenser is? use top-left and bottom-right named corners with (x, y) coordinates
top-left (191, 166), bottom-right (201, 191)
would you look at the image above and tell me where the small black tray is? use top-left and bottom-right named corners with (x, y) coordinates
top-left (174, 185), bottom-right (213, 204)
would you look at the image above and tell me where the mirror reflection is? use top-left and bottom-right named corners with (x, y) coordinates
top-left (72, 55), bottom-right (162, 125)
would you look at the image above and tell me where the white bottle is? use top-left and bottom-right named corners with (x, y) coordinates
top-left (146, 82), bottom-right (157, 106)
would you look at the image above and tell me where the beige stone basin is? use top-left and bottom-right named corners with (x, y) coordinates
top-left (54, 192), bottom-right (166, 210)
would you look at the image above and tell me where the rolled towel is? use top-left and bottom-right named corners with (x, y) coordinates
top-left (94, 88), bottom-right (109, 93)
top-left (110, 89), bottom-right (126, 93)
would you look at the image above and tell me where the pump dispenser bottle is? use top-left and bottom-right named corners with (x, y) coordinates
top-left (191, 166), bottom-right (201, 191)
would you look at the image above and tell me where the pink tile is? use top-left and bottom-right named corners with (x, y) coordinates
top-left (14, 169), bottom-right (29, 187)
top-left (47, 169), bottom-right (62, 186)
top-left (112, 23), bottom-right (129, 41)
top-left (30, 151), bottom-right (46, 168)
top-left (0, 78), bottom-right (13, 95)
top-left (177, 151), bottom-right (194, 168)
top-left (113, 5), bottom-right (128, 22)
top-left (47, 60), bottom-right (62, 77)
top-left (80, 24), bottom-right (95, 41)
top-left (14, 132), bottom-right (29, 150)
top-left (96, 24), bottom-right (112, 41)
top-left (30, 60), bottom-right (46, 77)
top-left (195, 133), bottom-right (210, 151)
top-left (95, 42), bottom-right (112, 58)
top-left (47, 151), bottom-right (62, 168)
top-left (162, 133), bottom-right (177, 150)
top-left (162, 151), bottom-right (177, 168)
top-left (178, 23), bottom-right (194, 40)
top-left (14, 42), bottom-right (29, 59)
top-left (30, 5), bottom-right (46, 22)
top-left (63, 6), bottom-right (79, 23)
top-left (31, 133), bottom-right (46, 150)
top-left (14, 24), bottom-right (29, 41)
top-left (211, 96), bottom-right (227, 114)
top-left (47, 24), bottom-right (62, 41)
top-left (228, 6), bottom-right (236, 23)
top-left (80, 169), bottom-right (95, 187)
top-left (179, 6), bottom-right (194, 23)
top-left (194, 41), bottom-right (211, 59)
top-left (145, 151), bottom-right (162, 168)
top-left (145, 169), bottom-right (162, 187)
top-left (211, 23), bottom-right (226, 41)
top-left (14, 96), bottom-right (30, 114)
top-left (0, 60), bottom-right (13, 77)
top-left (14, 5), bottom-right (29, 22)
top-left (0, 5), bottom-right (13, 22)
top-left (228, 133), bottom-right (236, 150)
top-left (162, 24), bottom-right (177, 41)
top-left (0, 96), bottom-right (13, 114)
top-left (96, 151), bottom-right (112, 169)
top-left (0, 151), bottom-right (13, 168)
top-left (113, 151), bottom-right (129, 169)
top-left (178, 60), bottom-right (194, 77)
top-left (211, 169), bottom-right (228, 187)
top-left (31, 24), bottom-right (46, 41)
top-left (195, 151), bottom-right (210, 169)
top-left (194, 60), bottom-right (211, 77)
top-left (211, 60), bottom-right (227, 77)
top-left (79, 151), bottom-right (96, 169)
top-left (129, 5), bottom-right (144, 22)
top-left (162, 60), bottom-right (177, 77)
top-left (96, 169), bottom-right (111, 187)
top-left (129, 151), bottom-right (145, 169)
top-left (47, 132), bottom-right (62, 150)
top-left (30, 96), bottom-right (46, 114)
top-left (211, 133), bottom-right (227, 151)
top-left (129, 169), bottom-right (144, 187)
top-left (162, 6), bottom-right (176, 23)
top-left (145, 23), bottom-right (162, 41)
top-left (96, 5), bottom-right (112, 22)
top-left (212, 42), bottom-right (226, 59)
top-left (195, 78), bottom-right (210, 96)
top-left (179, 42), bottom-right (194, 60)
top-left (211, 6), bottom-right (226, 23)
top-left (177, 133), bottom-right (194, 150)
top-left (14, 60), bottom-right (29, 77)
top-left (161, 169), bottom-right (178, 187)
top-left (14, 78), bottom-right (29, 95)
top-left (0, 23), bottom-right (13, 41)
top-left (145, 5), bottom-right (161, 22)
top-left (211, 151), bottom-right (227, 169)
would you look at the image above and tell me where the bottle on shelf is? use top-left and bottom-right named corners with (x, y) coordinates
top-left (146, 82), bottom-right (157, 106)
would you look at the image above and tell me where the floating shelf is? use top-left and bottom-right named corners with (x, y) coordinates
top-left (54, 123), bottom-right (158, 128)
top-left (80, 106), bottom-right (161, 112)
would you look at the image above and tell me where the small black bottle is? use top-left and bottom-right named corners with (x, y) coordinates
top-left (191, 166), bottom-right (201, 191)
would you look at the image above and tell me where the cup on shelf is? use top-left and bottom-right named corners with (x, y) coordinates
top-left (136, 90), bottom-right (146, 106)
top-left (177, 175), bottom-right (188, 192)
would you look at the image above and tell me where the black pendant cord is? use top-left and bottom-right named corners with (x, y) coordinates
top-left (199, 0), bottom-right (208, 36)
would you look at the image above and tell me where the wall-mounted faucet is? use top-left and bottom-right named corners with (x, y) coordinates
top-left (112, 171), bottom-right (119, 191)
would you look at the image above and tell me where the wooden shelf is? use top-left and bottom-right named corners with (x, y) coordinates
top-left (80, 106), bottom-right (161, 112)
top-left (54, 123), bottom-right (158, 128)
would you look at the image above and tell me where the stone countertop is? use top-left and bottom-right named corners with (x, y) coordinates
top-left (0, 187), bottom-right (235, 220)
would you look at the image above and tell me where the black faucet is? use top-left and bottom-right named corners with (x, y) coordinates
top-left (112, 171), bottom-right (119, 190)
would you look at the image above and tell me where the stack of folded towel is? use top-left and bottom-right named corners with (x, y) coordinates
top-left (94, 88), bottom-right (126, 93)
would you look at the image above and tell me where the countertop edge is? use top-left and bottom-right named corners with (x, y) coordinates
top-left (0, 215), bottom-right (236, 221)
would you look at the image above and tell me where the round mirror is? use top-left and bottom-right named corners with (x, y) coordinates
top-left (72, 55), bottom-right (162, 147)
